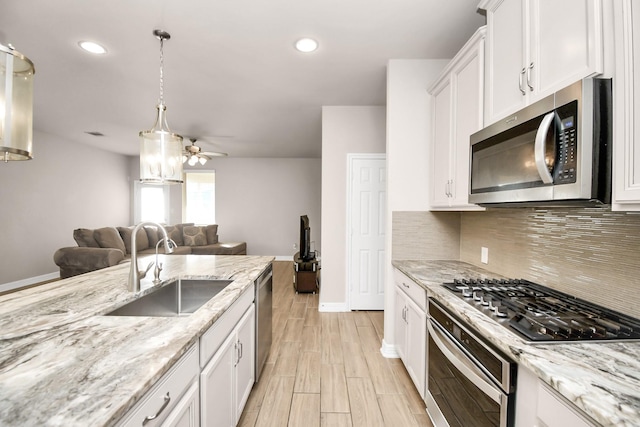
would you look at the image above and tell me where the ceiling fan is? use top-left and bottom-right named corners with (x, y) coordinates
top-left (182, 138), bottom-right (228, 166)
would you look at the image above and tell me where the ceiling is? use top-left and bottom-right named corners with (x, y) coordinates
top-left (0, 1), bottom-right (485, 158)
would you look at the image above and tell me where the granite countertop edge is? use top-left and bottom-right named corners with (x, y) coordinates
top-left (392, 259), bottom-right (640, 427)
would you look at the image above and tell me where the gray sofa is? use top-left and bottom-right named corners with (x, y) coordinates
top-left (54, 223), bottom-right (246, 278)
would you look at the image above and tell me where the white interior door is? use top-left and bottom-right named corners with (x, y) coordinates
top-left (348, 154), bottom-right (386, 310)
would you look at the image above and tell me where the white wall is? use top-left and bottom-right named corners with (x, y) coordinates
top-left (0, 130), bottom-right (130, 287)
top-left (186, 157), bottom-right (321, 257)
top-left (382, 59), bottom-right (449, 356)
top-left (320, 106), bottom-right (386, 311)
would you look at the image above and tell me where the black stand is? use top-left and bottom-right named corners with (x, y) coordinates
top-left (293, 251), bottom-right (319, 293)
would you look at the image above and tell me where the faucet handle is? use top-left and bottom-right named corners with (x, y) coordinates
top-left (140, 261), bottom-right (154, 279)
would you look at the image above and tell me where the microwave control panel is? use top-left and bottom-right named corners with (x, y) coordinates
top-left (555, 101), bottom-right (578, 184)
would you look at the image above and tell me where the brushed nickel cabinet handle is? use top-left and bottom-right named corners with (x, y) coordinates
top-left (527, 62), bottom-right (534, 91)
top-left (519, 67), bottom-right (526, 95)
top-left (142, 392), bottom-right (171, 425)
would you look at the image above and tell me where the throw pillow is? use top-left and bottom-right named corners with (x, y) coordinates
top-left (183, 226), bottom-right (207, 246)
top-left (73, 228), bottom-right (100, 248)
top-left (94, 227), bottom-right (127, 254)
top-left (164, 225), bottom-right (184, 246)
top-left (117, 226), bottom-right (150, 254)
top-left (144, 226), bottom-right (160, 248)
top-left (205, 224), bottom-right (219, 244)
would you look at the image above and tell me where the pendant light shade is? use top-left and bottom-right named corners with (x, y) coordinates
top-left (139, 30), bottom-right (183, 184)
top-left (0, 43), bottom-right (35, 162)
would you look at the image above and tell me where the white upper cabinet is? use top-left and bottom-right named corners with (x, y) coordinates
top-left (612, 0), bottom-right (640, 210)
top-left (481, 0), bottom-right (605, 125)
top-left (428, 27), bottom-right (486, 210)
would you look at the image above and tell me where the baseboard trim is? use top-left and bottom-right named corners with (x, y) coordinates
top-left (318, 302), bottom-right (348, 312)
top-left (0, 272), bottom-right (60, 294)
top-left (274, 255), bottom-right (295, 261)
top-left (380, 339), bottom-right (399, 358)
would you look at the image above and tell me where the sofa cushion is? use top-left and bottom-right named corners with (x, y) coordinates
top-left (190, 242), bottom-right (247, 255)
top-left (183, 226), bottom-right (207, 246)
top-left (73, 228), bottom-right (100, 248)
top-left (144, 226), bottom-right (160, 248)
top-left (117, 226), bottom-right (150, 254)
top-left (205, 224), bottom-right (219, 244)
top-left (94, 227), bottom-right (127, 253)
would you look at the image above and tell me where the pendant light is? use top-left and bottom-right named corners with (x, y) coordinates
top-left (0, 43), bottom-right (35, 162)
top-left (139, 29), bottom-right (183, 184)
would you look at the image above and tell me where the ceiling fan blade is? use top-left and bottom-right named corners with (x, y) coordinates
top-left (201, 151), bottom-right (228, 157)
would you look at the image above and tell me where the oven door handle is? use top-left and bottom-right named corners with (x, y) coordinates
top-left (428, 320), bottom-right (504, 404)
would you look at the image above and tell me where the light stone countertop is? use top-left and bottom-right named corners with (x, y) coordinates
top-left (393, 259), bottom-right (640, 427)
top-left (0, 254), bottom-right (273, 427)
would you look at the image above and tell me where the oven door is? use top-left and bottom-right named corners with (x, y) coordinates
top-left (426, 319), bottom-right (511, 427)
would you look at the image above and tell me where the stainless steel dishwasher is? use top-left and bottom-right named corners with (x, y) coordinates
top-left (255, 264), bottom-right (273, 382)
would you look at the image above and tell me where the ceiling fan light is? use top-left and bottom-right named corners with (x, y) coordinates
top-left (198, 156), bottom-right (207, 165)
top-left (188, 155), bottom-right (198, 166)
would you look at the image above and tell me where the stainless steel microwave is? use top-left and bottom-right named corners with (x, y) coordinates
top-left (469, 78), bottom-right (612, 207)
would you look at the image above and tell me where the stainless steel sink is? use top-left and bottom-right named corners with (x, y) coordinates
top-left (106, 279), bottom-right (233, 317)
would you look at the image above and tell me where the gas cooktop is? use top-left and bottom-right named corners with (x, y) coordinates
top-left (442, 278), bottom-right (640, 342)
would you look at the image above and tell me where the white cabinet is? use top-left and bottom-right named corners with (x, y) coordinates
top-left (516, 366), bottom-right (597, 427)
top-left (393, 269), bottom-right (427, 399)
top-left (118, 344), bottom-right (200, 427)
top-left (612, 0), bottom-right (640, 211)
top-left (481, 0), bottom-right (605, 125)
top-left (201, 303), bottom-right (255, 427)
top-left (428, 27), bottom-right (485, 210)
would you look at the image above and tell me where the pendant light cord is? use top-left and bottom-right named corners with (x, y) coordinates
top-left (158, 36), bottom-right (164, 106)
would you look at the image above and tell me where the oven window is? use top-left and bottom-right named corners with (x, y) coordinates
top-left (428, 335), bottom-right (501, 427)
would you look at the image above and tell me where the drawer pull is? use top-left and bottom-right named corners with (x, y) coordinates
top-left (402, 282), bottom-right (410, 289)
top-left (142, 392), bottom-right (171, 425)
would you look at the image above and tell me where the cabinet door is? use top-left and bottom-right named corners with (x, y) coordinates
top-left (161, 381), bottom-right (200, 427)
top-left (394, 287), bottom-right (407, 361)
top-left (235, 305), bottom-right (255, 422)
top-left (484, 0), bottom-right (527, 124)
top-left (613, 0), bottom-right (640, 210)
top-left (201, 331), bottom-right (236, 427)
top-left (431, 78), bottom-right (453, 208)
top-left (531, 0), bottom-right (604, 101)
top-left (450, 39), bottom-right (484, 208)
top-left (404, 295), bottom-right (427, 399)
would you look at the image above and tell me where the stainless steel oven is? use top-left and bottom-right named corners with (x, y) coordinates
top-left (426, 299), bottom-right (517, 427)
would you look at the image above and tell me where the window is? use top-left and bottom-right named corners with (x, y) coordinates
top-left (183, 171), bottom-right (216, 224)
top-left (134, 182), bottom-right (170, 224)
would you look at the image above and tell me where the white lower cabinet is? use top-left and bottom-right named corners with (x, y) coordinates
top-left (201, 304), bottom-right (255, 427)
top-left (393, 269), bottom-right (427, 399)
top-left (117, 344), bottom-right (200, 427)
top-left (118, 284), bottom-right (256, 427)
top-left (516, 365), bottom-right (597, 427)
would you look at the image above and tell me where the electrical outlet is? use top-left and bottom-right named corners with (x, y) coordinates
top-left (293, 243), bottom-right (298, 250)
top-left (481, 247), bottom-right (489, 264)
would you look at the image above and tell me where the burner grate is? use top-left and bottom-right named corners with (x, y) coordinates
top-left (442, 279), bottom-right (640, 342)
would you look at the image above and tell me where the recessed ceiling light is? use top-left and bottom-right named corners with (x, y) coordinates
top-left (295, 38), bottom-right (318, 53)
top-left (78, 41), bottom-right (107, 55)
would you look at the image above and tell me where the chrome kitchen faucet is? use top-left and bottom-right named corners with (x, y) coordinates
top-left (128, 222), bottom-right (175, 292)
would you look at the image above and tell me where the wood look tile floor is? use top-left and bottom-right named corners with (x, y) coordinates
top-left (239, 261), bottom-right (433, 427)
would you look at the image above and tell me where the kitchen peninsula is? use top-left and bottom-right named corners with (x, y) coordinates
top-left (0, 255), bottom-right (273, 426)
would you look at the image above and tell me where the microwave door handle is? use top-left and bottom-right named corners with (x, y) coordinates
top-left (534, 112), bottom-right (555, 184)
top-left (428, 320), bottom-right (503, 403)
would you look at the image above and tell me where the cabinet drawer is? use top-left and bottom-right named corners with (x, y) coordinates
top-left (200, 284), bottom-right (254, 368)
top-left (537, 383), bottom-right (596, 427)
top-left (118, 343), bottom-right (199, 427)
top-left (393, 269), bottom-right (427, 311)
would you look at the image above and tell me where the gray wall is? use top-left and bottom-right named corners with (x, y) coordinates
top-left (321, 106), bottom-right (386, 310)
top-left (186, 157), bottom-right (322, 257)
top-left (0, 130), bottom-right (130, 286)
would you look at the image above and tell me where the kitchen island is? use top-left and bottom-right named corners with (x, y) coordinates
top-left (0, 254), bottom-right (273, 426)
top-left (394, 260), bottom-right (640, 427)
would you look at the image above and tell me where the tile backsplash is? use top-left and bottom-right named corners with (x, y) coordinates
top-left (460, 208), bottom-right (640, 317)
top-left (392, 211), bottom-right (461, 261)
